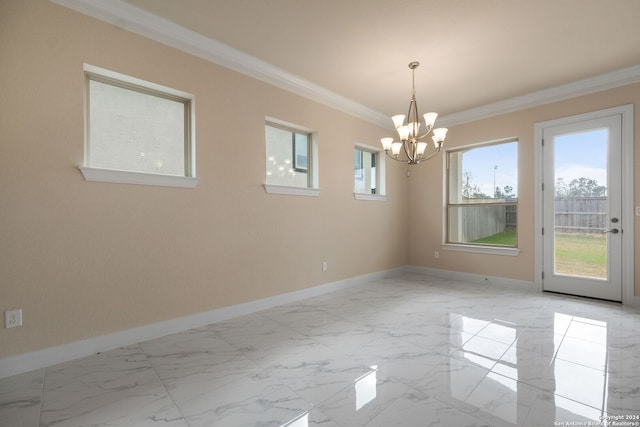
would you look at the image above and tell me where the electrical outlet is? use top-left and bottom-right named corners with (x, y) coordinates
top-left (5, 309), bottom-right (22, 328)
top-left (322, 261), bottom-right (328, 272)
top-left (434, 250), bottom-right (440, 259)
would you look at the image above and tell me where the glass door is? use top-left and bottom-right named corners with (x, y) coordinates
top-left (542, 114), bottom-right (622, 301)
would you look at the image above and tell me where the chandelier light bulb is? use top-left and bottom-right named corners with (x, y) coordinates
top-left (391, 142), bottom-right (402, 156)
top-left (432, 127), bottom-right (448, 143)
top-left (417, 142), bottom-right (428, 156)
top-left (392, 115), bottom-right (405, 129)
top-left (397, 126), bottom-right (410, 141)
top-left (381, 137), bottom-right (394, 150)
top-left (423, 112), bottom-right (438, 128)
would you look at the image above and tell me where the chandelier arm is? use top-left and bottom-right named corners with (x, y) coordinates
top-left (384, 150), bottom-right (398, 161)
top-left (401, 141), bottom-right (415, 163)
top-left (417, 127), bottom-right (434, 140)
top-left (417, 147), bottom-right (443, 163)
top-left (408, 96), bottom-right (419, 131)
top-left (384, 149), bottom-right (411, 164)
top-left (407, 98), bottom-right (414, 120)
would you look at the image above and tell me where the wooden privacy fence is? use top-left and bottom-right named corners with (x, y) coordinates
top-left (459, 205), bottom-right (506, 241)
top-left (457, 202), bottom-right (517, 242)
top-left (554, 197), bottom-right (607, 234)
top-left (457, 197), bottom-right (605, 242)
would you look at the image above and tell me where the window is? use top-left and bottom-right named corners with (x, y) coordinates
top-left (446, 139), bottom-right (518, 252)
top-left (264, 120), bottom-right (318, 196)
top-left (80, 64), bottom-right (197, 188)
top-left (354, 145), bottom-right (385, 200)
top-left (355, 149), bottom-right (377, 194)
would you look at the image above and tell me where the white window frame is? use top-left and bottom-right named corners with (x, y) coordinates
top-left (80, 64), bottom-right (198, 188)
top-left (442, 138), bottom-right (520, 256)
top-left (264, 117), bottom-right (319, 197)
top-left (354, 143), bottom-right (386, 201)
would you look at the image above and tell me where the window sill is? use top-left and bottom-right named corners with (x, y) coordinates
top-left (354, 193), bottom-right (387, 201)
top-left (441, 243), bottom-right (520, 257)
top-left (79, 167), bottom-right (198, 188)
top-left (263, 184), bottom-right (320, 197)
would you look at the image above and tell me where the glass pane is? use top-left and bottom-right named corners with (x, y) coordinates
top-left (89, 79), bottom-right (186, 176)
top-left (448, 142), bottom-right (518, 204)
top-left (354, 149), bottom-right (377, 195)
top-left (553, 129), bottom-right (608, 279)
top-left (265, 125), bottom-right (308, 187)
top-left (448, 205), bottom-right (517, 246)
top-left (447, 140), bottom-right (518, 247)
top-left (293, 133), bottom-right (308, 172)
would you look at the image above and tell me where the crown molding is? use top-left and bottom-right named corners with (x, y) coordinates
top-left (51, 0), bottom-right (640, 129)
top-left (50, 0), bottom-right (390, 128)
top-left (437, 65), bottom-right (640, 127)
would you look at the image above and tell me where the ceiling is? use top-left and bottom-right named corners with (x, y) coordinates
top-left (120, 0), bottom-right (640, 124)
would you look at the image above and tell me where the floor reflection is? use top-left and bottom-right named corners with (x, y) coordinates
top-left (282, 412), bottom-right (309, 427)
top-left (448, 310), bottom-right (614, 424)
top-left (355, 367), bottom-right (378, 411)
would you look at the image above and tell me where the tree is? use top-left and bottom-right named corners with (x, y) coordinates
top-left (555, 177), bottom-right (569, 198)
top-left (503, 185), bottom-right (514, 199)
top-left (555, 177), bottom-right (606, 198)
top-left (494, 185), bottom-right (515, 200)
top-left (462, 172), bottom-right (490, 199)
top-left (462, 172), bottom-right (478, 199)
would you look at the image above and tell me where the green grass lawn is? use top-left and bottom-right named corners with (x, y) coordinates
top-left (554, 233), bottom-right (606, 278)
top-left (472, 230), bottom-right (606, 278)
top-left (471, 228), bottom-right (517, 246)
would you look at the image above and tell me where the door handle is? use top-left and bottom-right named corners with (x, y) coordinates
top-left (604, 228), bottom-right (619, 234)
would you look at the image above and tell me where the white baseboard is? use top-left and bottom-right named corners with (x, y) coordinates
top-left (0, 267), bottom-right (404, 379)
top-left (407, 266), bottom-right (640, 309)
top-left (405, 265), bottom-right (539, 293)
top-left (624, 294), bottom-right (640, 309)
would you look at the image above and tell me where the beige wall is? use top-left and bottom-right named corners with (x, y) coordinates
top-left (0, 1), bottom-right (408, 359)
top-left (408, 84), bottom-right (640, 294)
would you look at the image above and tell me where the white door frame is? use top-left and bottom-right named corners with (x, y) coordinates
top-left (534, 104), bottom-right (635, 305)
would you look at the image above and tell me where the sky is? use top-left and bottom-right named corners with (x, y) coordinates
top-left (461, 129), bottom-right (608, 197)
top-left (462, 141), bottom-right (518, 197)
top-left (553, 128), bottom-right (608, 187)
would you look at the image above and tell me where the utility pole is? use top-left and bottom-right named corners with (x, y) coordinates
top-left (493, 165), bottom-right (498, 198)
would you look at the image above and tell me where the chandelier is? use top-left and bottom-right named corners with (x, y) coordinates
top-left (380, 61), bottom-right (448, 164)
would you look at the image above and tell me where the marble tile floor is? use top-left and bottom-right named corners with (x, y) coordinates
top-left (2, 273), bottom-right (640, 426)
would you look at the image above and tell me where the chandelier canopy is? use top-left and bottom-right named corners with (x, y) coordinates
top-left (381, 61), bottom-right (448, 165)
